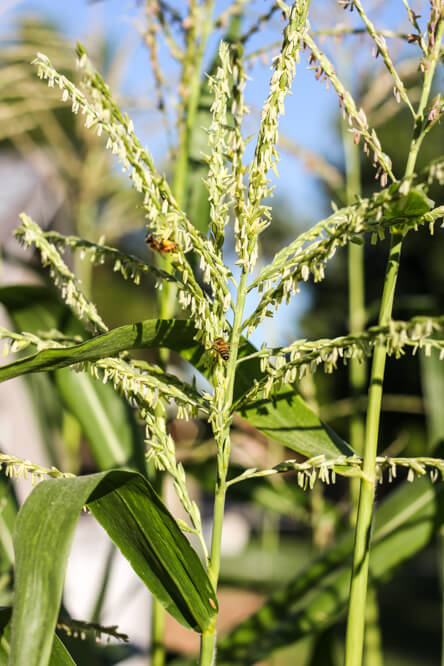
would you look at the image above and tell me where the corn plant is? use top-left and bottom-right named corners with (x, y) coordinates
top-left (1, 1), bottom-right (444, 665)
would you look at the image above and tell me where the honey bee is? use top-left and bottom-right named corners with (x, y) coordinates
top-left (213, 337), bottom-right (230, 361)
top-left (145, 233), bottom-right (178, 254)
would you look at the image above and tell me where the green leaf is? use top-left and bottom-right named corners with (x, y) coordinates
top-left (0, 286), bottom-right (145, 471)
top-left (212, 475), bottom-right (444, 664)
top-left (86, 472), bottom-right (218, 628)
top-left (0, 285), bottom-right (73, 333)
top-left (48, 639), bottom-right (77, 666)
top-left (10, 470), bottom-right (217, 666)
top-left (386, 187), bottom-right (434, 219)
top-left (0, 475), bottom-right (18, 572)
top-left (0, 288), bottom-right (354, 459)
top-left (237, 388), bottom-right (353, 459)
top-left (232, 339), bottom-right (353, 459)
top-left (0, 318), bottom-right (197, 381)
top-left (421, 348), bottom-right (444, 450)
top-left (54, 368), bottom-right (144, 471)
top-left (0, 608), bottom-right (76, 666)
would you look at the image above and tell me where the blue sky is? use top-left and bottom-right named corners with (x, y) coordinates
top-left (1, 0), bottom-right (342, 216)
top-left (0, 0), bottom-right (428, 345)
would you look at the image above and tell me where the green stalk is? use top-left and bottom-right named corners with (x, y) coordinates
top-left (200, 268), bottom-right (249, 666)
top-left (149, 464), bottom-right (166, 666)
top-left (344, 120), bottom-right (367, 516)
top-left (344, 16), bottom-right (443, 666)
top-left (151, 591), bottom-right (166, 666)
top-left (348, 252), bottom-right (368, 435)
top-left (404, 19), bottom-right (444, 185)
top-left (200, 629), bottom-right (216, 665)
top-left (344, 231), bottom-right (402, 666)
top-left (344, 113), bottom-right (384, 666)
top-left (365, 586), bottom-right (384, 666)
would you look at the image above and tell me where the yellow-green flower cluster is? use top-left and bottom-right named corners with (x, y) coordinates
top-left (239, 0), bottom-right (310, 272)
top-left (16, 214), bottom-right (107, 333)
top-left (236, 316), bottom-right (444, 407)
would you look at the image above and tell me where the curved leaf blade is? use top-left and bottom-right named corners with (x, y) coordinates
top-left (0, 299), bottom-right (354, 459)
top-left (233, 340), bottom-right (353, 458)
top-left (0, 285), bottom-right (72, 333)
top-left (54, 368), bottom-right (144, 471)
top-left (237, 388), bottom-right (353, 459)
top-left (10, 470), bottom-right (217, 666)
top-left (87, 472), bottom-right (217, 628)
top-left (0, 608), bottom-right (76, 666)
top-left (0, 475), bottom-right (18, 572)
top-left (11, 475), bottom-right (95, 666)
top-left (0, 319), bottom-right (199, 381)
top-left (0, 286), bottom-right (145, 471)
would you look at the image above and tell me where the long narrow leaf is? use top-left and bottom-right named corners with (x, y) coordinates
top-left (0, 287), bottom-right (354, 459)
top-left (0, 476), bottom-right (17, 572)
top-left (237, 387), bottom-right (353, 458)
top-left (0, 286), bottom-right (145, 471)
top-left (10, 470), bottom-right (217, 666)
top-left (421, 348), bottom-right (444, 450)
top-left (54, 368), bottom-right (144, 470)
top-left (0, 608), bottom-right (76, 666)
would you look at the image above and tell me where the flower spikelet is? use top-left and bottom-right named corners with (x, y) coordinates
top-left (15, 214), bottom-right (107, 334)
top-left (240, 0), bottom-right (310, 272)
top-left (303, 33), bottom-right (394, 186)
top-left (204, 41), bottom-right (235, 252)
top-left (236, 316), bottom-right (444, 407)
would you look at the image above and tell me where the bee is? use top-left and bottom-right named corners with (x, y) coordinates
top-left (213, 337), bottom-right (230, 361)
top-left (145, 233), bottom-right (178, 254)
